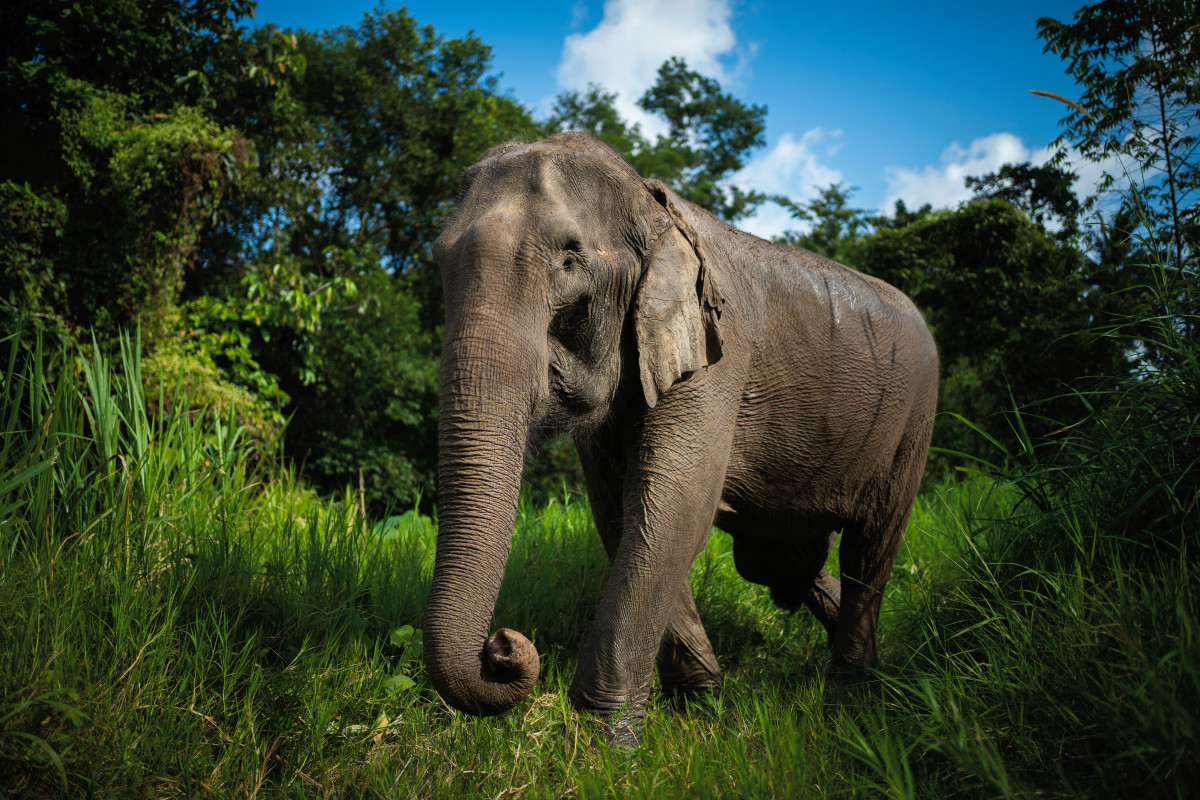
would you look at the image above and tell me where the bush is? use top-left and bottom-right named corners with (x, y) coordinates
top-left (862, 199), bottom-right (1129, 473)
top-left (277, 266), bottom-right (440, 515)
top-left (140, 333), bottom-right (286, 450)
top-left (1, 79), bottom-right (250, 352)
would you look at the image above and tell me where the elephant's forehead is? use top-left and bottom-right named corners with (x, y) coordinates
top-left (461, 153), bottom-right (563, 212)
top-left (451, 158), bottom-right (600, 243)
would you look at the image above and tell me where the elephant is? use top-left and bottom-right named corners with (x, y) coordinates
top-left (424, 132), bottom-right (938, 739)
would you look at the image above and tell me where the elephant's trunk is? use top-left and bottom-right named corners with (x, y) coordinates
top-left (423, 323), bottom-right (542, 716)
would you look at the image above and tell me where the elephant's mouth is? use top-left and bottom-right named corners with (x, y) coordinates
top-left (540, 348), bottom-right (622, 443)
top-left (549, 296), bottom-right (592, 354)
top-left (549, 357), bottom-right (595, 415)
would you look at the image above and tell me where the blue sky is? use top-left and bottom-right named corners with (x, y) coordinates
top-left (249, 0), bottom-right (1096, 238)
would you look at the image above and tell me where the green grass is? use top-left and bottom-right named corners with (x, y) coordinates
top-left (3, 302), bottom-right (1198, 798)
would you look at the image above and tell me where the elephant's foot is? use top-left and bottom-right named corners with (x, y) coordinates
top-left (569, 680), bottom-right (648, 748)
top-left (656, 595), bottom-right (723, 716)
top-left (578, 706), bottom-right (644, 750)
top-left (657, 646), bottom-right (722, 693)
top-left (822, 662), bottom-right (884, 717)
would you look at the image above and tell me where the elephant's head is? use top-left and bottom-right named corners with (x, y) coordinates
top-left (424, 132), bottom-right (723, 715)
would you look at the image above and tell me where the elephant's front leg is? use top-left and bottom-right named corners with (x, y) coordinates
top-left (657, 580), bottom-right (722, 706)
top-left (578, 437), bottom-right (723, 711)
top-left (569, 392), bottom-right (736, 740)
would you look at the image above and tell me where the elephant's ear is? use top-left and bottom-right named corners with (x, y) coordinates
top-left (635, 180), bottom-right (725, 408)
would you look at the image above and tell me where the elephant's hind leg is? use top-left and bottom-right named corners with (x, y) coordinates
top-left (833, 424), bottom-right (931, 671)
top-left (833, 514), bottom-right (907, 671)
top-left (800, 566), bottom-right (841, 646)
top-left (656, 581), bottom-right (722, 706)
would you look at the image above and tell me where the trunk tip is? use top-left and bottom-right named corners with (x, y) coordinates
top-left (425, 627), bottom-right (540, 717)
top-left (484, 628), bottom-right (539, 681)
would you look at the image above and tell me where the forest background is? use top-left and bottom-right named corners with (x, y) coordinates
top-left (1, 1), bottom-right (1198, 796)
top-left (3, 0), bottom-right (1193, 513)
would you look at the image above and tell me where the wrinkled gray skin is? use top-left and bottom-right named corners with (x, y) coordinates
top-left (425, 133), bottom-right (938, 738)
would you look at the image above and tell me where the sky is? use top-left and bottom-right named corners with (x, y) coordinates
top-left (248, 0), bottom-right (1097, 239)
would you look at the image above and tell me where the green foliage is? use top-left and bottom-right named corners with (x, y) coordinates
top-left (1, 1), bottom-right (257, 349)
top-left (220, 9), bottom-right (536, 326)
top-left (1028, 248), bottom-right (1198, 551)
top-left (0, 1), bottom-right (255, 123)
top-left (278, 259), bottom-right (440, 515)
top-left (174, 8), bottom-right (535, 509)
top-left (636, 57), bottom-right (768, 221)
top-left (0, 182), bottom-right (70, 345)
top-left (3, 4), bottom-right (487, 512)
top-left (544, 57), bottom-right (767, 221)
top-left (966, 161), bottom-right (1083, 240)
top-left (0, 330), bottom-right (433, 795)
top-left (187, 251), bottom-right (362, 386)
top-left (140, 333), bottom-right (286, 447)
top-left (876, 248), bottom-right (1200, 798)
top-left (0, 79), bottom-right (250, 349)
top-left (1038, 0), bottom-right (1200, 265)
top-left (772, 182), bottom-right (880, 266)
top-left (863, 198), bottom-right (1128, 469)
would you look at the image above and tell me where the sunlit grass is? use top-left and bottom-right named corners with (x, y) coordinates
top-left (4, 250), bottom-right (1199, 800)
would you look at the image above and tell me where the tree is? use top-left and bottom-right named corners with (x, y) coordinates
top-left (0, 1), bottom-right (254, 349)
top-left (282, 260), bottom-right (440, 514)
top-left (2, 2), bottom-right (539, 507)
top-left (637, 57), bottom-right (768, 221)
top-left (966, 162), bottom-right (1082, 241)
top-left (1038, 0), bottom-right (1200, 265)
top-left (541, 84), bottom-right (645, 166)
top-left (0, 0), bottom-right (255, 186)
top-left (543, 57), bottom-right (767, 222)
top-left (203, 11), bottom-right (534, 327)
top-left (771, 183), bottom-right (878, 268)
top-left (189, 8), bottom-right (536, 509)
top-left (863, 199), bottom-right (1128, 468)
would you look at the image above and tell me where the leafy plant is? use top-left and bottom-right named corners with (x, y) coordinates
top-left (1038, 0), bottom-right (1199, 266)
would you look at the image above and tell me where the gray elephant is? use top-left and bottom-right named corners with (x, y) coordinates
top-left (424, 132), bottom-right (938, 738)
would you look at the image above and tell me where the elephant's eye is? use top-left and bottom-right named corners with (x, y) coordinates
top-left (548, 242), bottom-right (590, 311)
top-left (553, 241), bottom-right (585, 273)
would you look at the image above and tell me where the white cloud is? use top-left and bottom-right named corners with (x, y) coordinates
top-left (882, 134), bottom-right (1126, 216)
top-left (734, 128), bottom-right (844, 196)
top-left (569, 1), bottom-right (590, 30)
top-left (732, 128), bottom-right (846, 239)
top-left (882, 132), bottom-right (1032, 212)
top-left (557, 0), bottom-right (739, 138)
top-left (1061, 148), bottom-right (1130, 209)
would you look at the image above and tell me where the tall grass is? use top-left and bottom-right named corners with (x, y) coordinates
top-left (858, 243), bottom-right (1200, 797)
top-left (2, 245), bottom-right (1197, 797)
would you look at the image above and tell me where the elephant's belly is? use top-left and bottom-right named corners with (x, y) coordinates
top-left (718, 452), bottom-right (872, 532)
top-left (713, 497), bottom-right (848, 543)
top-left (722, 396), bottom-right (902, 527)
